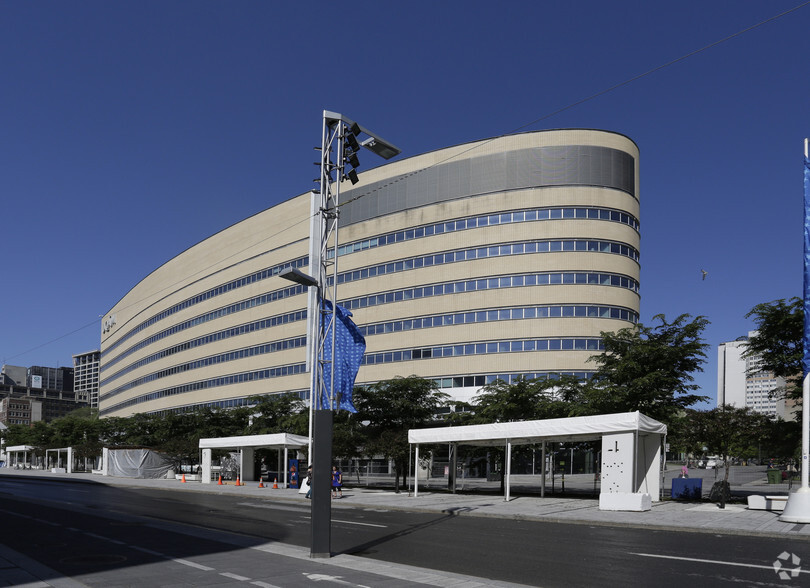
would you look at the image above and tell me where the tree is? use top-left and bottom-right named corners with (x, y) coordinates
top-left (354, 375), bottom-right (449, 492)
top-left (691, 405), bottom-right (771, 508)
top-left (745, 297), bottom-right (803, 402)
top-left (471, 376), bottom-right (576, 490)
top-left (247, 394), bottom-right (307, 436)
top-left (579, 314), bottom-right (710, 423)
top-left (472, 376), bottom-right (570, 424)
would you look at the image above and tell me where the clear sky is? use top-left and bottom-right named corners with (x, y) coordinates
top-left (2, 1), bottom-right (809, 407)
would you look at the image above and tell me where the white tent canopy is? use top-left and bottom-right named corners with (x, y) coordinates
top-left (408, 412), bottom-right (667, 510)
top-left (409, 411), bottom-right (666, 446)
top-left (4, 445), bottom-right (36, 468)
top-left (199, 433), bottom-right (308, 485)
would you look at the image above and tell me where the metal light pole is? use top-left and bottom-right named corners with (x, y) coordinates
top-left (780, 138), bottom-right (810, 523)
top-left (281, 111), bottom-right (400, 557)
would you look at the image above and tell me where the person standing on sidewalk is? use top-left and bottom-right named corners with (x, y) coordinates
top-left (331, 466), bottom-right (343, 499)
top-left (305, 465), bottom-right (313, 499)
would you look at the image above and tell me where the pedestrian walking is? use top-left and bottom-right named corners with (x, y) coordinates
top-left (331, 465), bottom-right (343, 499)
top-left (305, 465), bottom-right (313, 499)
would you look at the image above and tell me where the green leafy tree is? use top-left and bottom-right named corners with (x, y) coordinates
top-left (472, 376), bottom-right (570, 424)
top-left (576, 314), bottom-right (710, 423)
top-left (247, 394), bottom-right (307, 436)
top-left (50, 408), bottom-right (102, 464)
top-left (470, 376), bottom-right (571, 490)
top-left (354, 375), bottom-right (449, 492)
top-left (691, 405), bottom-right (771, 508)
top-left (744, 297), bottom-right (803, 402)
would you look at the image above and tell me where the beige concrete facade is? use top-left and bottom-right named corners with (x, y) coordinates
top-left (99, 129), bottom-right (641, 417)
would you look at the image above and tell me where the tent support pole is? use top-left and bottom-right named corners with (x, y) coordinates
top-left (541, 441), bottom-right (546, 498)
top-left (414, 445), bottom-right (419, 497)
top-left (505, 439), bottom-right (512, 502)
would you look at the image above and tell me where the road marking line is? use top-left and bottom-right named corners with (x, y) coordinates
top-left (175, 558), bottom-right (215, 571)
top-left (331, 519), bottom-right (386, 528)
top-left (632, 552), bottom-right (810, 574)
top-left (301, 516), bottom-right (386, 528)
top-left (220, 572), bottom-right (251, 581)
top-left (131, 546), bottom-right (165, 557)
top-left (251, 582), bottom-right (282, 588)
top-left (84, 532), bottom-right (125, 545)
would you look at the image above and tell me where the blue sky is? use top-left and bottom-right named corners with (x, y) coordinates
top-left (2, 2), bottom-right (809, 407)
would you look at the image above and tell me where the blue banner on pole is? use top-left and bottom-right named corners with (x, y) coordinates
top-left (802, 149), bottom-right (810, 376)
top-left (321, 300), bottom-right (365, 412)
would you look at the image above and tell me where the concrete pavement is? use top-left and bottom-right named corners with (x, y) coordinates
top-left (1, 467), bottom-right (809, 587)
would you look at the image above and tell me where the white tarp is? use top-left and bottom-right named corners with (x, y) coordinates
top-left (106, 448), bottom-right (174, 479)
top-left (408, 411), bottom-right (667, 446)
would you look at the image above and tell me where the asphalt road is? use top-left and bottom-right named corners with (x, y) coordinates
top-left (1, 476), bottom-right (808, 587)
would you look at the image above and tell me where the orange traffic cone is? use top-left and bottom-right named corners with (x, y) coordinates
top-left (272, 477), bottom-right (279, 489)
top-left (258, 477), bottom-right (264, 488)
top-left (235, 476), bottom-right (242, 486)
top-left (218, 475), bottom-right (223, 485)
top-left (181, 474), bottom-right (186, 483)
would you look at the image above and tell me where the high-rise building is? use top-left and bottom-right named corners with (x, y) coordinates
top-left (73, 350), bottom-right (101, 407)
top-left (99, 129), bottom-right (641, 418)
top-left (1, 365), bottom-right (27, 387)
top-left (27, 366), bottom-right (74, 392)
top-left (717, 331), bottom-right (789, 419)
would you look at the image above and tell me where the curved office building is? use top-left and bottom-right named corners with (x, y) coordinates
top-left (99, 129), bottom-right (640, 418)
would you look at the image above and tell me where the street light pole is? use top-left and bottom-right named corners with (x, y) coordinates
top-left (281, 111), bottom-right (400, 557)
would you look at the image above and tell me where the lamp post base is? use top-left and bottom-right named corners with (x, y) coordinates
top-left (310, 409), bottom-right (333, 558)
top-left (779, 487), bottom-right (810, 523)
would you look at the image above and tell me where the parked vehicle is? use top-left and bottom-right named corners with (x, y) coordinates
top-left (705, 459), bottom-right (717, 469)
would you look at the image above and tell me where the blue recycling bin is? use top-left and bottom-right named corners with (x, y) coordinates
top-left (671, 477), bottom-right (702, 500)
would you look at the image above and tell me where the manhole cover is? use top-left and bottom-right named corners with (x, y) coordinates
top-left (60, 554), bottom-right (128, 566)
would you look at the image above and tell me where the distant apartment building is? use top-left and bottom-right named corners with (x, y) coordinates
top-left (0, 363), bottom-right (87, 424)
top-left (0, 397), bottom-right (42, 426)
top-left (717, 332), bottom-right (789, 419)
top-left (73, 350), bottom-right (100, 407)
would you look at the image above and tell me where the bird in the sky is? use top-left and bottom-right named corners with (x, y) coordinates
top-left (701, 269), bottom-right (708, 281)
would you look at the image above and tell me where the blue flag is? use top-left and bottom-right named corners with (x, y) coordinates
top-left (320, 300), bottom-right (365, 412)
top-left (804, 146), bottom-right (810, 377)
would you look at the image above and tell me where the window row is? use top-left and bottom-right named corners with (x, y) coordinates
top-left (101, 336), bottom-right (307, 401)
top-left (106, 206), bottom-right (638, 359)
top-left (144, 369), bottom-right (597, 417)
top-left (101, 285), bottom-right (304, 374)
top-left (101, 310), bottom-right (305, 386)
top-left (335, 206), bottom-right (639, 258)
top-left (105, 266), bottom-right (638, 377)
top-left (343, 271), bottom-right (638, 311)
top-left (432, 371), bottom-right (594, 390)
top-left (100, 333), bottom-right (604, 416)
top-left (103, 256), bottom-right (308, 357)
top-left (359, 304), bottom-right (636, 337)
top-left (103, 301), bottom-right (632, 397)
top-left (336, 239), bottom-right (639, 287)
top-left (362, 337), bottom-right (604, 366)
top-left (98, 362), bottom-right (308, 417)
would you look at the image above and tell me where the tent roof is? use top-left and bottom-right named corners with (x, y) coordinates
top-left (5, 445), bottom-right (36, 452)
top-left (408, 411), bottom-right (666, 446)
top-left (199, 433), bottom-right (309, 450)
